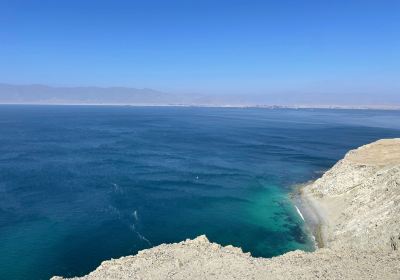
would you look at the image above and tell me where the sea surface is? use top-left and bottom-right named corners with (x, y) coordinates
top-left (1, 106), bottom-right (400, 280)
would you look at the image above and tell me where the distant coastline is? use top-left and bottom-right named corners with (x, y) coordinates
top-left (1, 103), bottom-right (400, 110)
top-left (1, 83), bottom-right (399, 110)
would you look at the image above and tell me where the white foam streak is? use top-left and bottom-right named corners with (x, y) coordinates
top-left (295, 205), bottom-right (305, 221)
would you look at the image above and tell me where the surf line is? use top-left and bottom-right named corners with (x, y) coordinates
top-left (295, 205), bottom-right (305, 221)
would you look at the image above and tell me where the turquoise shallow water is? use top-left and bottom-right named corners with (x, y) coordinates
top-left (0, 106), bottom-right (400, 280)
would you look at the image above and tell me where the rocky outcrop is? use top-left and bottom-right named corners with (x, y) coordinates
top-left (52, 139), bottom-right (400, 280)
top-left (306, 139), bottom-right (400, 252)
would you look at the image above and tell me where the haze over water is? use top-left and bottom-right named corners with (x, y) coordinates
top-left (1, 106), bottom-right (400, 280)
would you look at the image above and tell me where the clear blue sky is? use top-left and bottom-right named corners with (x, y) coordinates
top-left (1, 0), bottom-right (399, 95)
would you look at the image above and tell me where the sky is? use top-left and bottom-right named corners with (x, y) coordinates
top-left (1, 0), bottom-right (400, 98)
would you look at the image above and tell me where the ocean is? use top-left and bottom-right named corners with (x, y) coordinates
top-left (0, 105), bottom-right (399, 280)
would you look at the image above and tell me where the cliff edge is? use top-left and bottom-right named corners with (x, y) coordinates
top-left (52, 139), bottom-right (400, 280)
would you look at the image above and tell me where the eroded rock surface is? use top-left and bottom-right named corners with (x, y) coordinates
top-left (307, 139), bottom-right (400, 252)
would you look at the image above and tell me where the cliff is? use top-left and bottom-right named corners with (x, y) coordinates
top-left (304, 138), bottom-right (400, 252)
top-left (52, 139), bottom-right (400, 280)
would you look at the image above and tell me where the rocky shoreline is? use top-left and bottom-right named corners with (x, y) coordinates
top-left (304, 139), bottom-right (400, 252)
top-left (52, 139), bottom-right (400, 279)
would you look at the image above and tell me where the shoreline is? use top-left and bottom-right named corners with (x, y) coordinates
top-left (298, 186), bottom-right (328, 248)
top-left (291, 183), bottom-right (327, 249)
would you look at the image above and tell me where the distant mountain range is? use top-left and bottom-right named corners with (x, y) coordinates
top-left (0, 83), bottom-right (177, 105)
top-left (0, 83), bottom-right (399, 109)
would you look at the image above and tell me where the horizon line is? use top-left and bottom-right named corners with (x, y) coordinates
top-left (0, 102), bottom-right (399, 111)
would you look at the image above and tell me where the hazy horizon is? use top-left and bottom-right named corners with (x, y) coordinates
top-left (1, 1), bottom-right (399, 106)
top-left (0, 83), bottom-right (399, 108)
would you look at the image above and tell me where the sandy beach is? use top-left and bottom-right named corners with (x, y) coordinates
top-left (294, 186), bottom-right (327, 248)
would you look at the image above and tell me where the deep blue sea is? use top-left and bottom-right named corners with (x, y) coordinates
top-left (0, 106), bottom-right (399, 280)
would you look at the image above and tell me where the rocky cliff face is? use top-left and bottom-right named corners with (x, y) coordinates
top-left (52, 139), bottom-right (400, 280)
top-left (307, 139), bottom-right (400, 252)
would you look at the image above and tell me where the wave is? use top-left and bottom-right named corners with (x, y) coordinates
top-left (111, 183), bottom-right (124, 193)
top-left (129, 210), bottom-right (152, 246)
top-left (130, 223), bottom-right (152, 246)
top-left (295, 205), bottom-right (305, 221)
top-left (133, 210), bottom-right (138, 221)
